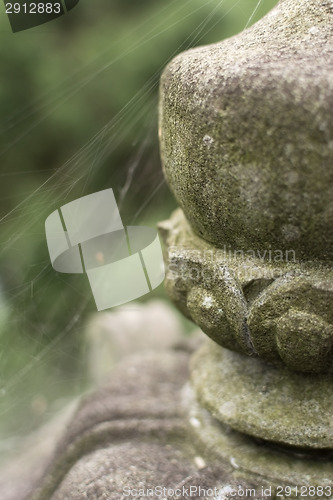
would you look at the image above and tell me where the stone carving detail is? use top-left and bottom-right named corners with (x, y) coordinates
top-left (158, 0), bottom-right (333, 455)
top-left (249, 276), bottom-right (333, 372)
top-left (158, 0), bottom-right (333, 376)
top-left (159, 209), bottom-right (333, 373)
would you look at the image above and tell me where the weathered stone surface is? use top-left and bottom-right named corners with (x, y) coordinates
top-left (0, 346), bottom-right (277, 500)
top-left (191, 340), bottom-right (333, 449)
top-left (159, 0), bottom-right (333, 262)
top-left (2, 342), bottom-right (333, 500)
top-left (159, 209), bottom-right (333, 373)
top-left (186, 384), bottom-right (333, 489)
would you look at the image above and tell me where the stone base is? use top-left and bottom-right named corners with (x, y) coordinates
top-left (191, 340), bottom-right (333, 449)
top-left (186, 384), bottom-right (333, 491)
top-left (2, 341), bottom-right (333, 499)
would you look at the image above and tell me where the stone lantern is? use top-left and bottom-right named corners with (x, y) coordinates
top-left (159, 0), bottom-right (333, 491)
top-left (2, 1), bottom-right (333, 498)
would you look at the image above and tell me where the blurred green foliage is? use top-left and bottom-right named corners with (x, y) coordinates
top-left (0, 0), bottom-right (277, 446)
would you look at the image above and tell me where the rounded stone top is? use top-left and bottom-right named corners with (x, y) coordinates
top-left (159, 0), bottom-right (333, 262)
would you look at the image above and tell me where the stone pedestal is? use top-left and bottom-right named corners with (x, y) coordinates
top-left (159, 0), bottom-right (333, 489)
top-left (2, 1), bottom-right (333, 498)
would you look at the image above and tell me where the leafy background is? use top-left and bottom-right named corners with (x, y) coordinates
top-left (0, 0), bottom-right (277, 458)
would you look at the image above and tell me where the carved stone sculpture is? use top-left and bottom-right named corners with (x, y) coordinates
top-left (159, 0), bottom-right (333, 475)
top-left (2, 1), bottom-right (333, 498)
